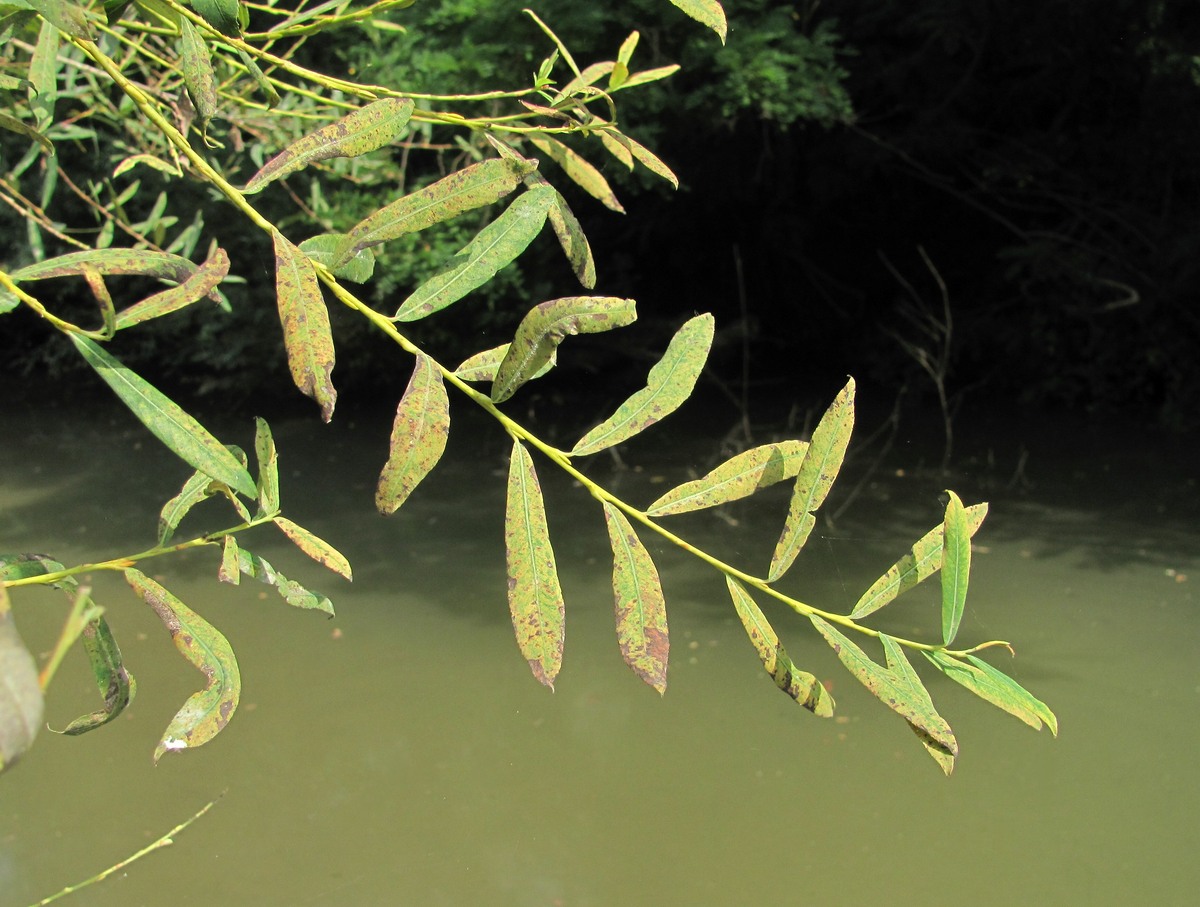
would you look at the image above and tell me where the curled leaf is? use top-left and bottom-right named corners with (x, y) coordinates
top-left (114, 247), bottom-right (229, 330)
top-left (253, 416), bottom-right (279, 517)
top-left (59, 615), bottom-right (136, 736)
top-left (375, 354), bottom-right (451, 514)
top-left (273, 231), bottom-right (337, 421)
top-left (602, 503), bottom-right (668, 694)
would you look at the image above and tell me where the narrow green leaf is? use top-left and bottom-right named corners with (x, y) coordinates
top-left (554, 60), bottom-right (615, 100)
top-left (941, 491), bottom-right (971, 646)
top-left (0, 587), bottom-right (43, 774)
top-left (245, 97), bottom-right (415, 193)
top-left (298, 233), bottom-right (375, 283)
top-left (769, 378), bottom-right (855, 581)
top-left (9, 248), bottom-right (199, 283)
top-left (525, 171), bottom-right (596, 288)
top-left (527, 134), bottom-right (624, 213)
top-left (179, 17), bottom-right (219, 138)
top-left (273, 517), bottom-right (352, 581)
top-left (923, 651), bottom-right (1058, 735)
top-left (25, 0), bottom-right (94, 38)
top-left (253, 416), bottom-right (279, 517)
top-left (192, 0), bottom-right (240, 36)
top-left (218, 535), bottom-right (240, 584)
top-left (225, 546), bottom-right (334, 615)
top-left (602, 503), bottom-right (668, 694)
top-left (597, 131), bottom-right (635, 170)
top-left (491, 296), bottom-right (637, 404)
top-left (273, 231), bottom-right (337, 422)
top-left (505, 440), bottom-right (565, 689)
top-left (235, 48), bottom-right (281, 108)
top-left (616, 64), bottom-right (681, 91)
top-left (30, 18), bottom-right (59, 129)
top-left (726, 577), bottom-right (833, 716)
top-left (125, 569), bottom-right (240, 762)
top-left (0, 554), bottom-right (69, 584)
top-left (851, 503), bottom-right (989, 620)
top-left (347, 157), bottom-right (537, 255)
top-left (114, 247), bottom-right (229, 330)
top-left (648, 441), bottom-right (809, 516)
top-left (0, 114), bottom-right (53, 156)
top-left (572, 313), bottom-right (714, 456)
top-left (59, 615), bottom-right (137, 735)
top-left (70, 334), bottom-right (256, 497)
top-left (617, 30), bottom-right (639, 66)
top-left (668, 0), bottom-right (727, 42)
top-left (375, 354), bottom-right (450, 514)
top-left (395, 186), bottom-right (555, 321)
top-left (158, 470), bottom-right (218, 545)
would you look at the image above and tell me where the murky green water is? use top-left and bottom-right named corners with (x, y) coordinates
top-left (1, 398), bottom-right (1197, 905)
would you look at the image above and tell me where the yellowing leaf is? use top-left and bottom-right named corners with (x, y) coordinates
top-left (179, 17), bottom-right (219, 138)
top-left (225, 546), bottom-right (334, 614)
top-left (602, 503), bottom-right (668, 694)
top-left (526, 172), bottom-right (596, 288)
top-left (299, 234), bottom-right (375, 283)
top-left (925, 651), bottom-right (1058, 735)
top-left (669, 0), bottom-right (727, 43)
top-left (273, 231), bottom-right (336, 422)
top-left (648, 441), bottom-right (809, 516)
top-left (454, 343), bottom-right (557, 383)
top-left (375, 355), bottom-right (450, 514)
top-left (505, 440), bottom-right (565, 689)
top-left (114, 247), bottom-right (229, 330)
top-left (274, 517), bottom-right (352, 581)
top-left (527, 134), bottom-right (624, 213)
top-left (59, 616), bottom-right (136, 736)
top-left (941, 490), bottom-right (971, 646)
top-left (9, 248), bottom-right (199, 283)
top-left (572, 313), bottom-right (714, 456)
top-left (253, 416), bottom-right (279, 517)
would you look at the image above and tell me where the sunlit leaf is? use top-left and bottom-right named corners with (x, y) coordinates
top-left (0, 553), bottom-right (68, 584)
top-left (648, 441), bottom-right (809, 516)
top-left (525, 171), bottom-right (596, 288)
top-left (572, 313), bottom-right (714, 456)
top-left (218, 535), bottom-right (239, 584)
top-left (527, 134), bottom-right (624, 213)
top-left (554, 60), bottom-right (614, 100)
top-left (59, 615), bottom-right (137, 735)
top-left (375, 354), bottom-right (450, 514)
top-left (492, 296), bottom-right (637, 404)
top-left (252, 416), bottom-right (279, 517)
top-left (158, 470), bottom-right (217, 545)
top-left (114, 247), bottom-right (229, 330)
top-left (25, 0), bottom-right (93, 38)
top-left (395, 186), bottom-right (555, 321)
top-left (273, 517), bottom-right (352, 581)
top-left (924, 651), bottom-right (1058, 735)
top-left (769, 378), bottom-right (855, 581)
top-left (726, 577), bottom-right (833, 716)
top-left (454, 344), bottom-right (557, 383)
top-left (70, 334), bottom-right (256, 498)
top-left (273, 230), bottom-right (337, 422)
top-left (602, 502), bottom-right (668, 694)
top-left (941, 491), bottom-right (971, 646)
top-left (125, 569), bottom-right (240, 762)
top-left (179, 17), bottom-right (219, 139)
top-left (223, 546), bottom-right (334, 615)
top-left (617, 64), bottom-right (681, 91)
top-left (505, 440), bottom-right (564, 689)
top-left (8, 248), bottom-right (199, 283)
top-left (668, 0), bottom-right (727, 42)
top-left (245, 97), bottom-right (414, 193)
top-left (600, 128), bottom-right (679, 189)
top-left (0, 586), bottom-right (43, 774)
top-left (597, 131), bottom-right (634, 170)
top-left (851, 503), bottom-right (989, 620)
top-left (298, 233), bottom-right (375, 283)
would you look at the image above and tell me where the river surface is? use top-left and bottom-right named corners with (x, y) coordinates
top-left (1, 390), bottom-right (1197, 906)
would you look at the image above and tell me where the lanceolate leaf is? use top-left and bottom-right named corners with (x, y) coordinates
top-left (60, 615), bottom-right (137, 735)
top-left (159, 470), bottom-right (218, 545)
top-left (125, 569), bottom-right (240, 762)
top-left (114, 247), bottom-right (229, 330)
top-left (726, 578), bottom-right (833, 716)
top-left (299, 234), bottom-right (375, 283)
top-left (9, 248), bottom-right (199, 284)
top-left (0, 114), bottom-right (53, 156)
top-left (192, 0), bottom-right (241, 36)
top-left (25, 0), bottom-right (94, 38)
top-left (273, 231), bottom-right (337, 422)
top-left (505, 440), bottom-right (565, 689)
top-left (527, 134), bottom-right (624, 213)
top-left (375, 354), bottom-right (450, 514)
top-left (572, 313), bottom-right (714, 456)
top-left (224, 546), bottom-right (334, 615)
top-left (179, 17), bottom-right (219, 137)
top-left (525, 172), bottom-right (596, 288)
top-left (254, 416), bottom-right (279, 517)
top-left (602, 503), bottom-right (668, 694)
top-left (69, 334), bottom-right (256, 498)
top-left (245, 97), bottom-right (415, 193)
top-left (851, 503), bottom-right (989, 620)
top-left (599, 129), bottom-right (679, 188)
top-left (492, 296), bottom-right (637, 403)
top-left (769, 378), bottom-right (855, 582)
top-left (669, 0), bottom-right (727, 43)
top-left (941, 491), bottom-right (971, 646)
top-left (274, 517), bottom-right (352, 581)
top-left (0, 587), bottom-right (43, 774)
top-left (346, 157), bottom-right (537, 255)
top-left (810, 616), bottom-right (957, 765)
top-left (395, 186), bottom-right (555, 322)
top-left (454, 344), bottom-right (557, 383)
top-left (924, 650), bottom-right (1058, 735)
top-left (648, 441), bottom-right (810, 516)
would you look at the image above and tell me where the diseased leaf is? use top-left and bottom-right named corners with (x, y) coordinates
top-left (505, 440), bottom-right (565, 689)
top-left (648, 441), bottom-right (809, 516)
top-left (298, 233), bottom-right (375, 283)
top-left (375, 355), bottom-right (450, 514)
top-left (235, 48), bottom-right (281, 107)
top-left (125, 569), bottom-right (240, 762)
top-left (726, 577), bottom-right (833, 717)
top-left (600, 129), bottom-right (679, 188)
top-left (218, 535), bottom-right (240, 584)
top-left (0, 586), bottom-right (43, 774)
top-left (769, 378), bottom-right (855, 581)
top-left (0, 553), bottom-right (69, 584)
top-left (253, 416), bottom-right (279, 517)
top-left (924, 651), bottom-right (1058, 735)
top-left (395, 186), bottom-right (555, 321)
top-left (347, 157), bottom-right (537, 255)
top-left (25, 0), bottom-right (94, 38)
top-left (851, 503), bottom-right (989, 620)
top-left (245, 98), bottom-right (414, 193)
top-left (8, 248), bottom-right (199, 284)
top-left (225, 547), bottom-right (334, 615)
top-left (668, 0), bottom-right (727, 42)
top-left (492, 296), bottom-right (637, 404)
top-left (70, 334), bottom-right (256, 498)
top-left (273, 517), bottom-right (352, 581)
top-left (114, 247), bottom-right (229, 330)
top-left (597, 131), bottom-right (634, 170)
top-left (941, 490), bottom-right (971, 646)
top-left (602, 503), bottom-right (668, 694)
top-left (527, 134), bottom-right (624, 213)
top-left (525, 172), bottom-right (596, 288)
top-left (0, 114), bottom-right (53, 156)
top-left (179, 17), bottom-right (219, 139)
top-left (59, 615), bottom-right (137, 735)
top-left (454, 344), bottom-right (557, 383)
top-left (158, 470), bottom-right (218, 545)
top-left (572, 313), bottom-right (714, 456)
top-left (192, 0), bottom-right (240, 36)
top-left (273, 230), bottom-right (337, 421)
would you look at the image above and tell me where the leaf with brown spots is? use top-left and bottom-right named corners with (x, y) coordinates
top-left (273, 231), bottom-right (336, 422)
top-left (114, 247), bottom-right (229, 330)
top-left (274, 517), bottom-right (352, 581)
top-left (527, 134), bottom-right (624, 213)
top-left (603, 503), bottom-right (668, 694)
top-left (375, 354), bottom-right (450, 514)
top-left (125, 569), bottom-right (240, 763)
top-left (648, 440), bottom-right (809, 516)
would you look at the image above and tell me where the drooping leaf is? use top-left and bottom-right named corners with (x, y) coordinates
top-left (114, 247), bottom-right (229, 330)
top-left (273, 517), bottom-right (352, 581)
top-left (527, 134), bottom-right (624, 213)
top-left (218, 534), bottom-right (239, 584)
top-left (273, 230), bottom-right (337, 421)
top-left (599, 129), bottom-right (679, 189)
top-left (158, 470), bottom-right (218, 545)
top-left (235, 48), bottom-right (281, 108)
top-left (602, 502), bottom-right (668, 694)
top-left (395, 186), bottom-right (555, 321)
top-left (125, 569), bottom-right (240, 762)
top-left (36, 583), bottom-right (103, 692)
top-left (223, 546), bottom-right (334, 615)
top-left (0, 114), bottom-right (53, 156)
top-left (0, 586), bottom-right (43, 774)
top-left (572, 313), bottom-right (714, 456)
top-left (505, 440), bottom-right (565, 689)
top-left (668, 0), bottom-right (727, 42)
top-left (298, 233), bottom-right (375, 283)
top-left (192, 0), bottom-right (240, 36)
top-left (179, 17), bottom-right (219, 139)
top-left (726, 577), bottom-right (833, 716)
top-left (8, 248), bottom-right (199, 284)
top-left (253, 416), bottom-right (279, 517)
top-left (851, 503), bottom-right (989, 620)
top-left (29, 18), bottom-right (59, 129)
top-left (525, 171), bottom-right (596, 288)
top-left (769, 378), bottom-right (855, 581)
top-left (346, 156), bottom-right (537, 256)
top-left (924, 651), bottom-right (1058, 735)
top-left (70, 334), bottom-right (256, 498)
top-left (25, 0), bottom-right (93, 38)
top-left (648, 441), bottom-right (809, 516)
top-left (597, 131), bottom-right (634, 170)
top-left (941, 491), bottom-right (971, 646)
top-left (59, 615), bottom-right (137, 735)
top-left (245, 97), bottom-right (415, 193)
top-left (810, 616), bottom-right (957, 769)
top-left (492, 296), bottom-right (637, 403)
top-left (375, 354), bottom-right (450, 514)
